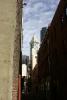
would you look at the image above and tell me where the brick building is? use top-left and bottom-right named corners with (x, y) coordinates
top-left (48, 0), bottom-right (67, 99)
top-left (0, 0), bottom-right (22, 100)
top-left (38, 0), bottom-right (67, 99)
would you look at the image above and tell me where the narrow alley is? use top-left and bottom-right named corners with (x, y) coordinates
top-left (21, 0), bottom-right (67, 100)
top-left (0, 0), bottom-right (67, 100)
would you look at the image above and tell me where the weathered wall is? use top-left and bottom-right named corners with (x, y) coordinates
top-left (0, 0), bottom-right (22, 100)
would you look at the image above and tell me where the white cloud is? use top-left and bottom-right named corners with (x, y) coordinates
top-left (22, 0), bottom-right (60, 55)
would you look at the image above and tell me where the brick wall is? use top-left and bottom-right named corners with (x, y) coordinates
top-left (12, 0), bottom-right (22, 100)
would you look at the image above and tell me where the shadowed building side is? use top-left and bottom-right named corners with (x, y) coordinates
top-left (38, 0), bottom-right (67, 100)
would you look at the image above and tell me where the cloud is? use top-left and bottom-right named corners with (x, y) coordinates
top-left (22, 0), bottom-right (60, 55)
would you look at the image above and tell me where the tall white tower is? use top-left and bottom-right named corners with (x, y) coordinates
top-left (30, 35), bottom-right (40, 70)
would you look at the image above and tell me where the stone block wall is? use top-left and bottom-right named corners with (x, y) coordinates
top-left (0, 0), bottom-right (22, 100)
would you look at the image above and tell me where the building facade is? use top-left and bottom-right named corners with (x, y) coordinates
top-left (0, 0), bottom-right (22, 100)
top-left (22, 55), bottom-right (29, 65)
top-left (40, 27), bottom-right (47, 43)
top-left (38, 0), bottom-right (67, 100)
top-left (48, 0), bottom-right (67, 99)
top-left (30, 35), bottom-right (40, 70)
top-left (31, 64), bottom-right (38, 96)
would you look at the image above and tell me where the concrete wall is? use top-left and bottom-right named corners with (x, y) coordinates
top-left (0, 0), bottom-right (22, 100)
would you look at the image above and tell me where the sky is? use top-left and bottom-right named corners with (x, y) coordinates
top-left (22, 0), bottom-right (60, 56)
